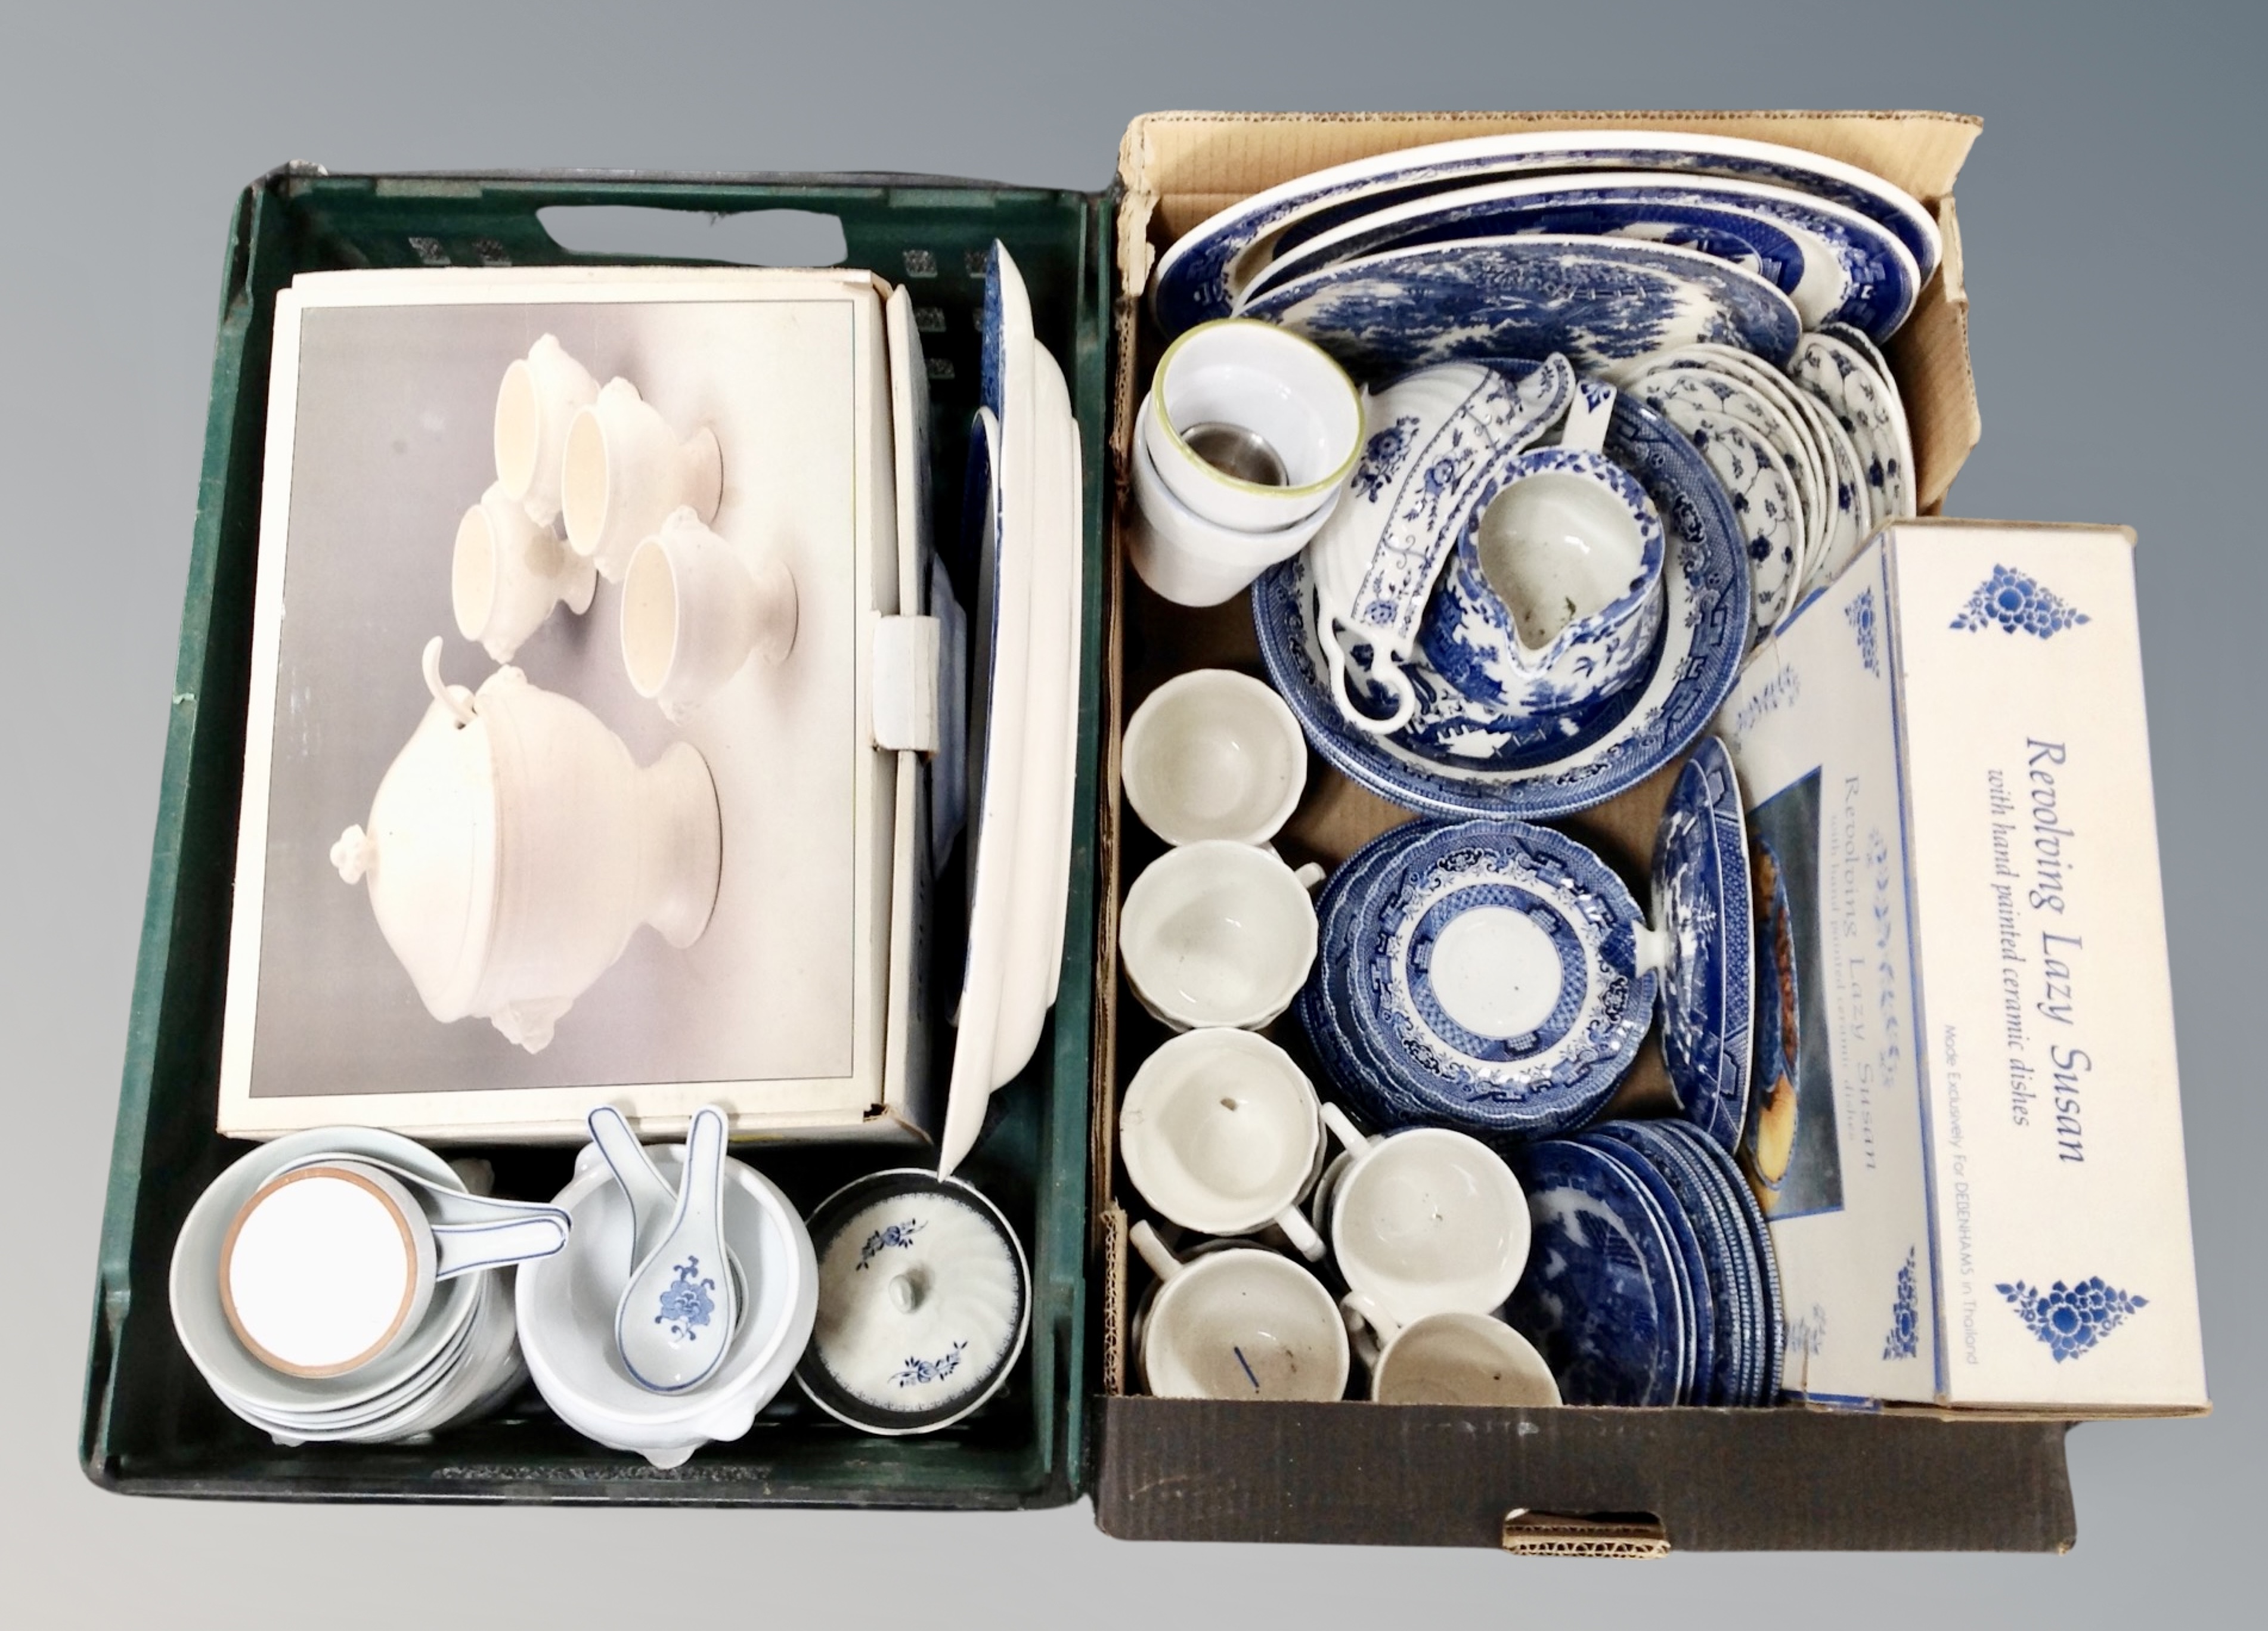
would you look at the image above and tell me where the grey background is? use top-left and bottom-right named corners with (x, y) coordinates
top-left (2, 0), bottom-right (2257, 1624)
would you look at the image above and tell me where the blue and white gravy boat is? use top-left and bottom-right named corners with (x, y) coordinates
top-left (1417, 380), bottom-right (1665, 722)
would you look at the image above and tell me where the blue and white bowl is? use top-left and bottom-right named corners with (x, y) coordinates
top-left (1416, 444), bottom-right (1665, 722)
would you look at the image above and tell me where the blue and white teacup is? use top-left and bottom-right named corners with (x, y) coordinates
top-left (1415, 404), bottom-right (1665, 723)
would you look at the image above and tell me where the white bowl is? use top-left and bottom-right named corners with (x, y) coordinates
top-left (1129, 417), bottom-right (1341, 608)
top-left (518, 1143), bottom-right (816, 1469)
top-left (1143, 319), bottom-right (1361, 532)
top-left (1121, 669), bottom-right (1306, 847)
top-left (170, 1128), bottom-right (482, 1422)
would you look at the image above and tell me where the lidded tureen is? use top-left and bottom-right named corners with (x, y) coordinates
top-left (331, 637), bottom-right (721, 1053)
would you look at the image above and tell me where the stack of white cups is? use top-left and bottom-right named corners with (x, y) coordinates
top-left (1129, 319), bottom-right (1361, 607)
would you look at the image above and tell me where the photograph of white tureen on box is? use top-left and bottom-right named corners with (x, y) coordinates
top-left (217, 268), bottom-right (934, 1144)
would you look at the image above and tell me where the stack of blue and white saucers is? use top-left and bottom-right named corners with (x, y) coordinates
top-left (1504, 1117), bottom-right (1783, 1406)
top-left (1299, 736), bottom-right (1755, 1151)
top-left (1299, 815), bottom-right (1653, 1141)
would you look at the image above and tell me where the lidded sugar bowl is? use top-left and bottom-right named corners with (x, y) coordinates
top-left (331, 637), bottom-right (722, 1053)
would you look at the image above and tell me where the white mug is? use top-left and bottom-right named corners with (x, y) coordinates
top-left (1118, 841), bottom-right (1323, 1031)
top-left (493, 334), bottom-right (600, 528)
top-left (1120, 1029), bottom-right (1325, 1260)
top-left (1321, 1103), bottom-right (1530, 1332)
top-left (562, 377), bottom-right (723, 581)
top-left (219, 1161), bottom-right (563, 1379)
top-left (453, 480), bottom-right (597, 663)
top-left (620, 507), bottom-right (798, 719)
top-left (1129, 1221), bottom-right (1348, 1401)
top-left (1347, 1308), bottom-right (1561, 1407)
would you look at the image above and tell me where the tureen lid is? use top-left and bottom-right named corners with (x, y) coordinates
top-left (332, 638), bottom-right (501, 1023)
top-left (1648, 734), bottom-right (1755, 1152)
top-left (795, 1170), bottom-right (1029, 1435)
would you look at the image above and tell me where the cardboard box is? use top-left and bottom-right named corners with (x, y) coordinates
top-left (1717, 520), bottom-right (2207, 1412)
top-left (1090, 110), bottom-right (2196, 1552)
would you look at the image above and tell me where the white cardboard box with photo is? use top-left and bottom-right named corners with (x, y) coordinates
top-left (218, 266), bottom-right (924, 1143)
top-left (1716, 519), bottom-right (2207, 1412)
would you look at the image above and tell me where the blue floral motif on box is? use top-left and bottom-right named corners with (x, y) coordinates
top-left (1996, 1276), bottom-right (2146, 1362)
top-left (893, 1339), bottom-right (968, 1389)
top-left (654, 1256), bottom-right (717, 1343)
top-left (1882, 1246), bottom-right (1920, 1360)
top-left (1949, 566), bottom-right (2089, 639)
top-left (854, 1217), bottom-right (925, 1270)
top-left (1846, 586), bottom-right (1882, 676)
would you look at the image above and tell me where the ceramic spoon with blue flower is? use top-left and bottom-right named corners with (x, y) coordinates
top-left (616, 1104), bottom-right (738, 1393)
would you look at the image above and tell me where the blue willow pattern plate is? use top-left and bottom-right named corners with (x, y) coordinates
top-left (1150, 129), bottom-right (1943, 336)
top-left (1650, 736), bottom-right (1755, 1154)
top-left (1505, 1137), bottom-right (1686, 1406)
top-left (1345, 821), bottom-right (1651, 1132)
top-left (1576, 1133), bottom-right (1708, 1403)
top-left (1242, 235), bottom-right (1802, 383)
top-left (1251, 389), bottom-right (1749, 821)
top-left (1240, 174), bottom-right (1919, 341)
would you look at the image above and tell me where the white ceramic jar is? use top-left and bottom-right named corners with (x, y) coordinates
top-left (332, 638), bottom-right (722, 1053)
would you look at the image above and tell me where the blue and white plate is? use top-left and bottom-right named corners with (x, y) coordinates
top-left (1252, 388), bottom-right (1748, 821)
top-left (1504, 1137), bottom-right (1687, 1406)
top-left (1241, 235), bottom-right (1801, 383)
top-left (1650, 737), bottom-right (1755, 1153)
top-left (1575, 1132), bottom-right (1708, 1403)
top-left (1151, 129), bottom-right (1943, 336)
top-left (1673, 1115), bottom-right (1786, 1400)
top-left (1324, 820), bottom-right (1653, 1139)
top-left (1240, 173), bottom-right (1919, 341)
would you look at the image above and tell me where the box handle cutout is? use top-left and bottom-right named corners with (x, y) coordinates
top-left (537, 206), bottom-right (847, 267)
top-left (1501, 1509), bottom-right (1669, 1558)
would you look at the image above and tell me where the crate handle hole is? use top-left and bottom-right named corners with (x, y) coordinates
top-left (537, 206), bottom-right (847, 268)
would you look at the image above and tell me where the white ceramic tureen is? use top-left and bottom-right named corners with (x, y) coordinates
top-left (331, 637), bottom-right (722, 1053)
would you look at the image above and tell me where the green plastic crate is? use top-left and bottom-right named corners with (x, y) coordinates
top-left (82, 168), bottom-right (1110, 1507)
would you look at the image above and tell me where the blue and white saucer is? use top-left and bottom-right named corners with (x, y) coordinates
top-left (1253, 386), bottom-right (1748, 821)
top-left (1241, 235), bottom-right (1801, 383)
top-left (1240, 173), bottom-right (1919, 341)
top-left (1504, 1137), bottom-right (1687, 1406)
top-left (1650, 737), bottom-right (1755, 1153)
top-left (1300, 818), bottom-right (1651, 1140)
top-left (1150, 129), bottom-right (1944, 336)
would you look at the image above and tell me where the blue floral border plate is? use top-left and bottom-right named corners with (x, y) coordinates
top-left (1252, 389), bottom-right (1749, 821)
top-left (1240, 235), bottom-right (1801, 383)
top-left (1151, 129), bottom-right (1941, 337)
top-left (1650, 736), bottom-right (1755, 1153)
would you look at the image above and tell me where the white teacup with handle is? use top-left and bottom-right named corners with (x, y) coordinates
top-left (1119, 1029), bottom-right (1327, 1261)
top-left (1117, 841), bottom-right (1324, 1032)
top-left (1319, 1104), bottom-right (1530, 1337)
top-left (1128, 1221), bottom-right (1348, 1401)
top-left (1347, 1308), bottom-right (1561, 1407)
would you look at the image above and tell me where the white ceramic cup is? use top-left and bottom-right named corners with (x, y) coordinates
top-left (1321, 1104), bottom-right (1531, 1334)
top-left (1349, 1309), bottom-right (1561, 1407)
top-left (1121, 669), bottom-right (1306, 847)
top-left (453, 480), bottom-right (597, 663)
top-left (562, 377), bottom-right (724, 581)
top-left (1142, 318), bottom-right (1361, 532)
top-left (493, 334), bottom-right (600, 527)
top-left (1118, 840), bottom-right (1323, 1031)
top-left (621, 507), bottom-right (798, 719)
top-left (1129, 1221), bottom-right (1349, 1401)
top-left (1129, 414), bottom-right (1342, 608)
top-left (218, 1159), bottom-right (559, 1381)
top-left (1120, 1028), bottom-right (1326, 1260)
